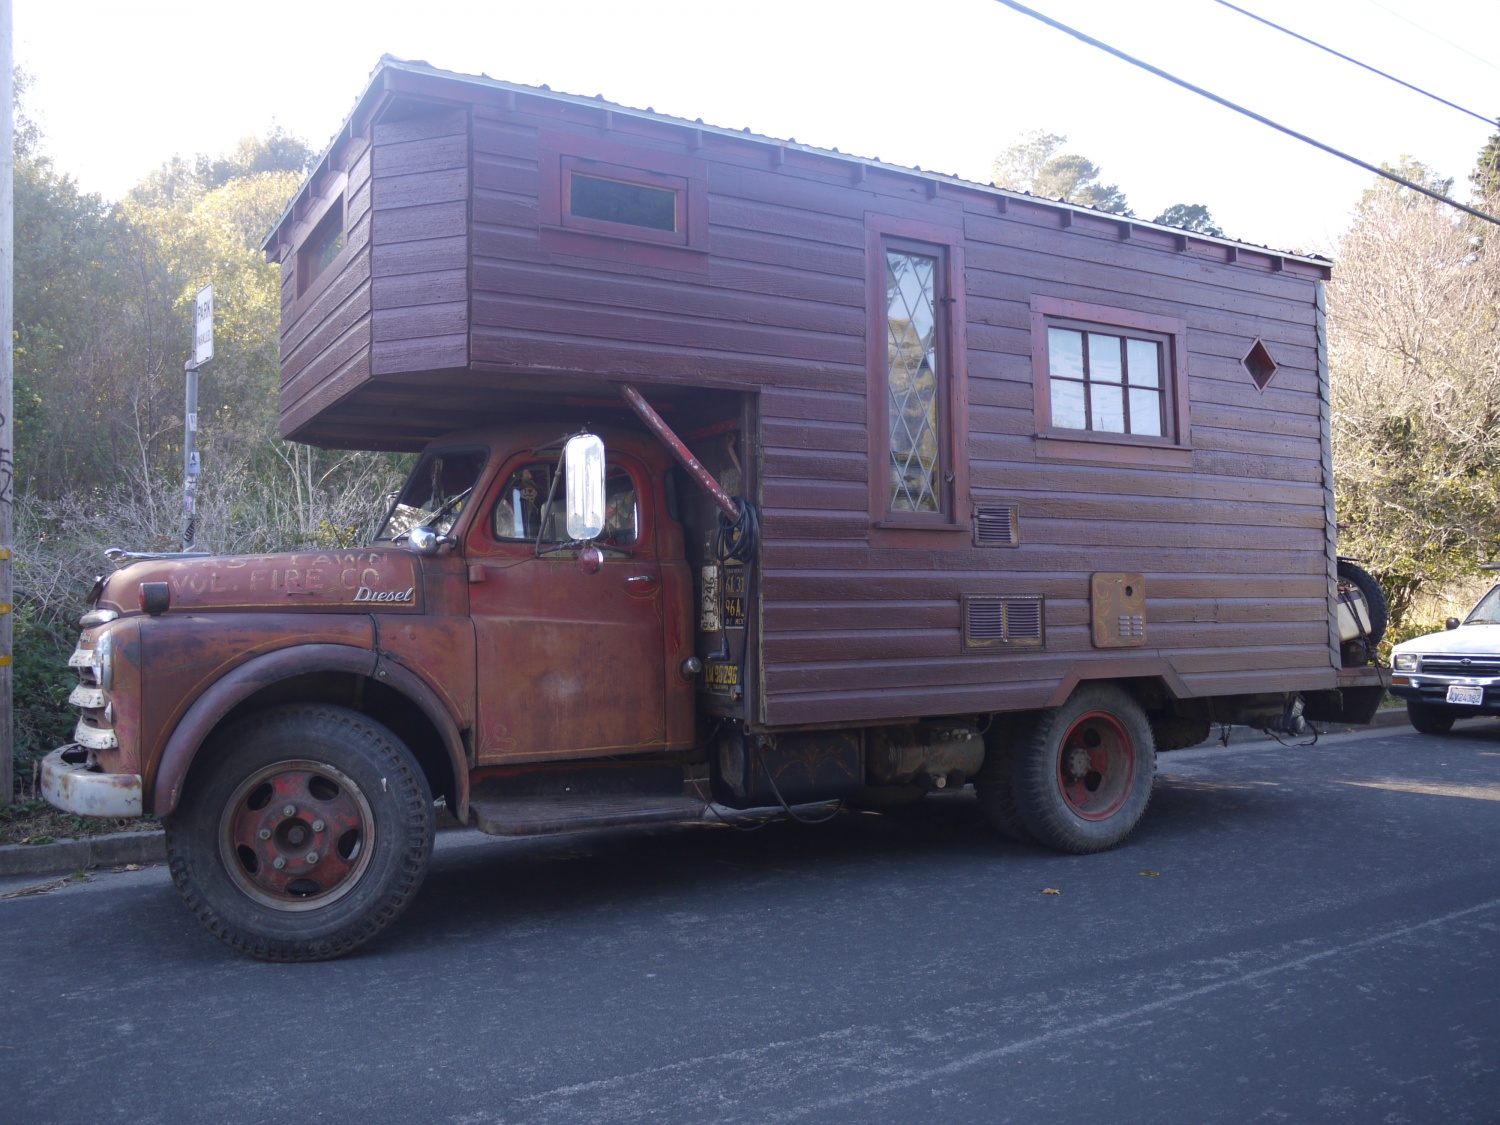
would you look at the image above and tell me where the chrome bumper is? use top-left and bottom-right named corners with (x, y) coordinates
top-left (40, 745), bottom-right (142, 818)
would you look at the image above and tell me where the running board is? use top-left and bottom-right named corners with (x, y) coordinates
top-left (469, 794), bottom-right (708, 837)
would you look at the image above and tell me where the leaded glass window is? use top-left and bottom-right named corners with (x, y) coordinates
top-left (886, 250), bottom-right (943, 513)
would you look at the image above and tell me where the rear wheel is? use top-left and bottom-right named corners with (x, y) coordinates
top-left (975, 717), bottom-right (1035, 844)
top-left (1008, 685), bottom-right (1156, 854)
top-left (1406, 701), bottom-right (1457, 735)
top-left (165, 704), bottom-right (434, 961)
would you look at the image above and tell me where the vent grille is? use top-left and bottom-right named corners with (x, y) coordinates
top-left (973, 504), bottom-right (1020, 547)
top-left (963, 595), bottom-right (1045, 650)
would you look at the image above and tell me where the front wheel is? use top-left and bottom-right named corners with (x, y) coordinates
top-left (165, 704), bottom-right (434, 961)
top-left (1007, 685), bottom-right (1156, 854)
top-left (1406, 701), bottom-right (1457, 735)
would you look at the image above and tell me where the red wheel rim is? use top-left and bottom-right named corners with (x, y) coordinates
top-left (1056, 711), bottom-right (1136, 820)
top-left (218, 760), bottom-right (375, 912)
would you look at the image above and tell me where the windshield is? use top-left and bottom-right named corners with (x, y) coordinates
top-left (1465, 585), bottom-right (1500, 625)
top-left (376, 448), bottom-right (487, 542)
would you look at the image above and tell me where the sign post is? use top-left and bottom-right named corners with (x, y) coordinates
top-left (184, 284), bottom-right (212, 551)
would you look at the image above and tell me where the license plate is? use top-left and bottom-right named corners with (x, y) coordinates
top-left (702, 661), bottom-right (739, 697)
top-left (1446, 684), bottom-right (1484, 706)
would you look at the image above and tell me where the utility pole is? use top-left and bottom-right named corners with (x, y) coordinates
top-left (184, 285), bottom-right (212, 551)
top-left (2, 0), bottom-right (15, 802)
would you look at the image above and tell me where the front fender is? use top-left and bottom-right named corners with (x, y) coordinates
top-left (150, 643), bottom-right (469, 822)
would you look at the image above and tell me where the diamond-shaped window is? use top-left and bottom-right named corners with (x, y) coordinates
top-left (1242, 339), bottom-right (1278, 391)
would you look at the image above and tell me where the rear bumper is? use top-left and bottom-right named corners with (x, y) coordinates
top-left (40, 745), bottom-right (142, 818)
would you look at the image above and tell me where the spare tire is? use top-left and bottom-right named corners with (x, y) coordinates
top-left (1336, 559), bottom-right (1388, 660)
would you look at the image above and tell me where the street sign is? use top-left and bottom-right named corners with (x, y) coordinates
top-left (193, 284), bottom-right (213, 367)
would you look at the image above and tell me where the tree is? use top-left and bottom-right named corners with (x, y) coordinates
top-left (991, 131), bottom-right (1132, 215)
top-left (1470, 126), bottom-right (1500, 206)
top-left (1327, 154), bottom-right (1500, 631)
top-left (1150, 203), bottom-right (1223, 237)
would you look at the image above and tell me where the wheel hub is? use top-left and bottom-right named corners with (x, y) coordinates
top-left (219, 761), bottom-right (375, 911)
top-left (1056, 712), bottom-right (1136, 820)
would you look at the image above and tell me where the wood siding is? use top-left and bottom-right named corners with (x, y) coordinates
top-left (278, 136), bottom-right (374, 443)
top-left (370, 108), bottom-right (470, 382)
top-left (270, 69), bottom-right (1339, 728)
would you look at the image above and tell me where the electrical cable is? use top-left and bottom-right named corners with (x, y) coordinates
top-left (992, 0), bottom-right (1500, 228)
top-left (688, 773), bottom-right (782, 832)
top-left (714, 497), bottom-right (758, 564)
top-left (760, 760), bottom-right (845, 824)
top-left (1212, 0), bottom-right (1496, 126)
top-left (1365, 0), bottom-right (1500, 75)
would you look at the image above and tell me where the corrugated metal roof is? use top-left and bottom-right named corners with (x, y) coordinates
top-left (264, 55), bottom-right (1332, 269)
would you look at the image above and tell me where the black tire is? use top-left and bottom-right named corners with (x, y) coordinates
top-left (1337, 560), bottom-right (1388, 649)
top-left (974, 717), bottom-right (1035, 844)
top-left (165, 704), bottom-right (434, 962)
top-left (1008, 685), bottom-right (1156, 854)
top-left (1149, 713), bottom-right (1211, 752)
top-left (1406, 701), bottom-right (1457, 735)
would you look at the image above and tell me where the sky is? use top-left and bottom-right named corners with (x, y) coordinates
top-left (15, 0), bottom-right (1500, 255)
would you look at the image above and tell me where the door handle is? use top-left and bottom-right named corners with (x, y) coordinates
top-left (626, 574), bottom-right (659, 585)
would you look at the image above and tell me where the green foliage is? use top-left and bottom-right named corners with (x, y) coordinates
top-left (991, 130), bottom-right (1132, 215)
top-left (9, 94), bottom-right (407, 797)
top-left (11, 604), bottom-right (76, 774)
top-left (1151, 203), bottom-right (1223, 236)
top-left (1470, 129), bottom-right (1500, 205)
top-left (1329, 150), bottom-right (1500, 632)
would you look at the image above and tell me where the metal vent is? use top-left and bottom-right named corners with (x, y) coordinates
top-left (963, 595), bottom-right (1045, 650)
top-left (973, 504), bottom-right (1020, 548)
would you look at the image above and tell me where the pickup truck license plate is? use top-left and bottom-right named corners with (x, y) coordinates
top-left (1446, 684), bottom-right (1484, 706)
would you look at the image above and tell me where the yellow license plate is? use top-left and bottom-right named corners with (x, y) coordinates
top-left (702, 662), bottom-right (739, 695)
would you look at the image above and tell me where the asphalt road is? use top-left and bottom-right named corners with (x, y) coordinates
top-left (3, 721), bottom-right (1499, 1124)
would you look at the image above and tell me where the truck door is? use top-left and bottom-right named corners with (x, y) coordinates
top-left (466, 453), bottom-right (668, 760)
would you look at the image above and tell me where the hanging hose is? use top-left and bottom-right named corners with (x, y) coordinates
top-left (714, 497), bottom-right (758, 564)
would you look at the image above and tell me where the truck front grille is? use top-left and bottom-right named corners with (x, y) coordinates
top-left (1421, 656), bottom-right (1500, 676)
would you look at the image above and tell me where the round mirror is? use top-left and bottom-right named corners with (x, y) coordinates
top-left (409, 525), bottom-right (443, 555)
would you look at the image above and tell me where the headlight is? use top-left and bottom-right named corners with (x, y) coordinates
top-left (94, 629), bottom-right (115, 692)
top-left (1393, 653), bottom-right (1419, 671)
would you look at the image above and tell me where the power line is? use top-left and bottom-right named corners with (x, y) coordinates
top-left (1212, 0), bottom-right (1495, 127)
top-left (991, 0), bottom-right (1500, 228)
top-left (1365, 0), bottom-right (1500, 75)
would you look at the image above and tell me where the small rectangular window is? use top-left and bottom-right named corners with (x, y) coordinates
top-left (1030, 296), bottom-right (1190, 459)
top-left (1046, 327), bottom-right (1165, 438)
top-left (297, 197), bottom-right (346, 296)
top-left (569, 173), bottom-right (676, 232)
top-left (558, 156), bottom-right (688, 246)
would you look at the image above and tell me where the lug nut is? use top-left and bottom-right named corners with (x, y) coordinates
top-left (312, 820), bottom-right (325, 832)
top-left (258, 828), bottom-right (271, 841)
top-left (272, 857), bottom-right (287, 870)
top-left (283, 804), bottom-right (296, 817)
top-left (306, 852), bottom-right (319, 865)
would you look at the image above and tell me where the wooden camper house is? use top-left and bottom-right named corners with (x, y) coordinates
top-left (264, 57), bottom-right (1347, 731)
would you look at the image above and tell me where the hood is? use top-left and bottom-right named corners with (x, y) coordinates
top-left (1392, 623), bottom-right (1500, 657)
top-left (99, 548), bottom-right (422, 616)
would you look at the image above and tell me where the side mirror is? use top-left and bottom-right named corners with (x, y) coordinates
top-left (564, 433), bottom-right (606, 541)
top-left (408, 525), bottom-right (450, 556)
top-left (1447, 617), bottom-right (1461, 630)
